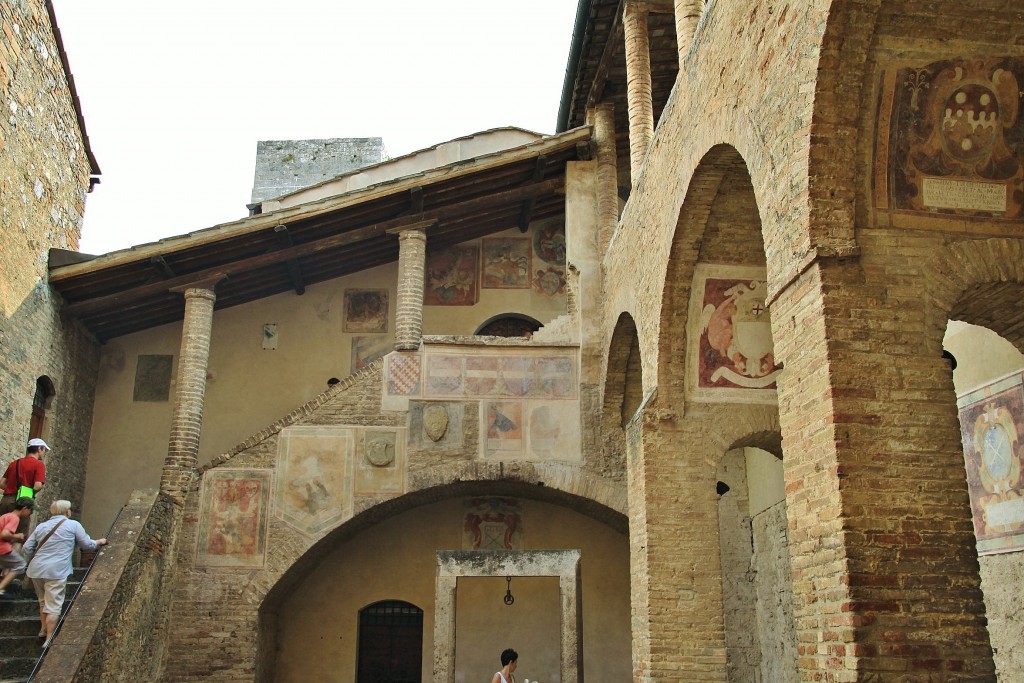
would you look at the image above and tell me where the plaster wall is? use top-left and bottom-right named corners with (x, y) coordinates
top-left (273, 497), bottom-right (630, 683)
top-left (82, 223), bottom-right (567, 533)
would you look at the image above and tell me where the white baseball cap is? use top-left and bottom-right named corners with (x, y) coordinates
top-left (27, 438), bottom-right (50, 451)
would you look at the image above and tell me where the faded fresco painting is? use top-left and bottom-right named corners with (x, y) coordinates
top-left (877, 57), bottom-right (1024, 221)
top-left (687, 265), bottom-right (780, 404)
top-left (482, 238), bottom-right (531, 289)
top-left (958, 372), bottom-right (1024, 555)
top-left (351, 335), bottom-right (391, 372)
top-left (196, 469), bottom-right (272, 568)
top-left (533, 223), bottom-right (566, 265)
top-left (533, 266), bottom-right (567, 297)
top-left (424, 348), bottom-right (577, 400)
top-left (385, 352), bottom-right (422, 397)
top-left (354, 428), bottom-right (405, 496)
top-left (528, 402), bottom-right (579, 458)
top-left (463, 498), bottom-right (524, 550)
top-left (425, 245), bottom-right (479, 305)
top-left (484, 401), bottom-right (524, 456)
top-left (276, 427), bottom-right (352, 535)
top-left (343, 289), bottom-right (389, 333)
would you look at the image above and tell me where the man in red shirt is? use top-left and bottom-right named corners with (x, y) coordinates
top-left (0, 497), bottom-right (33, 597)
top-left (0, 438), bottom-right (48, 536)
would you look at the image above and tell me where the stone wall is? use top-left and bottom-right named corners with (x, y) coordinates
top-left (33, 490), bottom-right (176, 683)
top-left (0, 0), bottom-right (98, 510)
top-left (752, 501), bottom-right (797, 683)
top-left (250, 137), bottom-right (384, 205)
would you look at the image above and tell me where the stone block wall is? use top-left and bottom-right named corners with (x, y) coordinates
top-left (0, 0), bottom-right (98, 508)
top-left (250, 137), bottom-right (385, 205)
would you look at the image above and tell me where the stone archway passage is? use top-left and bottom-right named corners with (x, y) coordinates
top-left (433, 550), bottom-right (582, 683)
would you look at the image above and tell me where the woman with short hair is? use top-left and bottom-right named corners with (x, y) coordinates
top-left (23, 499), bottom-right (107, 646)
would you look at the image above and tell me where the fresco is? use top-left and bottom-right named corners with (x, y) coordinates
top-left (196, 469), bottom-right (272, 568)
top-left (344, 289), bottom-right (389, 333)
top-left (484, 401), bottom-right (523, 456)
top-left (423, 348), bottom-right (577, 400)
top-left (876, 57), bottom-right (1024, 222)
top-left (351, 335), bottom-right (391, 372)
top-left (385, 352), bottom-right (422, 396)
top-left (533, 222), bottom-right (566, 265)
top-left (533, 266), bottom-right (567, 297)
top-left (686, 264), bottom-right (780, 404)
top-left (425, 245), bottom-right (479, 305)
top-left (276, 427), bottom-right (352, 535)
top-left (482, 238), bottom-right (531, 289)
top-left (958, 371), bottom-right (1024, 555)
top-left (463, 497), bottom-right (524, 550)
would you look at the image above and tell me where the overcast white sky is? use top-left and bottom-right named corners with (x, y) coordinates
top-left (51, 0), bottom-right (580, 255)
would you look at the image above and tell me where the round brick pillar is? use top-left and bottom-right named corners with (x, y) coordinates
top-left (160, 286), bottom-right (216, 502)
top-left (595, 101), bottom-right (619, 255)
top-left (674, 0), bottom-right (704, 64)
top-left (395, 228), bottom-right (426, 350)
top-left (624, 0), bottom-right (654, 180)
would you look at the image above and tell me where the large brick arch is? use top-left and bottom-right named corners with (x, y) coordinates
top-left (656, 144), bottom-right (767, 409)
top-left (922, 238), bottom-right (1024, 354)
top-left (254, 462), bottom-right (627, 612)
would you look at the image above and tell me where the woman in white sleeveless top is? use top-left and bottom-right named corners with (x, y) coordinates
top-left (491, 647), bottom-right (518, 683)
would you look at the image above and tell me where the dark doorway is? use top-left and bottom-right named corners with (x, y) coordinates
top-left (357, 600), bottom-right (423, 683)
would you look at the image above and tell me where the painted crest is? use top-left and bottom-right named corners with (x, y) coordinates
top-left (699, 278), bottom-right (779, 388)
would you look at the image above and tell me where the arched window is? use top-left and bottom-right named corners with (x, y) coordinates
top-left (30, 376), bottom-right (55, 439)
top-left (474, 314), bottom-right (542, 338)
top-left (357, 600), bottom-right (423, 683)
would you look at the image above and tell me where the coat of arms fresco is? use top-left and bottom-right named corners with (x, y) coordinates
top-left (686, 265), bottom-right (780, 404)
top-left (958, 372), bottom-right (1024, 555)
top-left (196, 469), bottom-right (272, 568)
top-left (877, 57), bottom-right (1024, 222)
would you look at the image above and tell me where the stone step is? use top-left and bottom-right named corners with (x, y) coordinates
top-left (0, 635), bottom-right (43, 659)
top-left (0, 655), bottom-right (34, 681)
top-left (0, 616), bottom-right (41, 638)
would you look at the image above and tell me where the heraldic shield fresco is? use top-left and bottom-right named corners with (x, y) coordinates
top-left (876, 57), bottom-right (1024, 223)
top-left (276, 426), bottom-right (353, 535)
top-left (958, 371), bottom-right (1024, 555)
top-left (196, 469), bottom-right (272, 568)
top-left (686, 264), bottom-right (781, 404)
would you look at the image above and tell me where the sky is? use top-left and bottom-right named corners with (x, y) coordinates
top-left (50, 0), bottom-right (580, 255)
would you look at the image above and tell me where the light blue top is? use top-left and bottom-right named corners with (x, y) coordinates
top-left (23, 515), bottom-right (98, 580)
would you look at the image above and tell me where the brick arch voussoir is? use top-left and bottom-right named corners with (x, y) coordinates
top-left (250, 461), bottom-right (627, 607)
top-left (922, 238), bottom-right (1024, 353)
top-left (806, 0), bottom-right (883, 252)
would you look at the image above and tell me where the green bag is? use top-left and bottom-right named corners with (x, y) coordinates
top-left (16, 485), bottom-right (34, 500)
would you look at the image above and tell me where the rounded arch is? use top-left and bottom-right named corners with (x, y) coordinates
top-left (474, 313), bottom-right (543, 338)
top-left (922, 238), bottom-right (1024, 354)
top-left (257, 463), bottom-right (627, 611)
top-left (657, 145), bottom-right (768, 408)
top-left (604, 312), bottom-right (644, 430)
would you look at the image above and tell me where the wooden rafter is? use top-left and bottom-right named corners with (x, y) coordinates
top-left (274, 225), bottom-right (306, 295)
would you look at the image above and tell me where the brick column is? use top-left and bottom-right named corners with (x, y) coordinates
top-left (623, 0), bottom-right (654, 180)
top-left (594, 102), bottom-right (619, 254)
top-left (674, 0), bottom-right (703, 63)
top-left (395, 228), bottom-right (426, 350)
top-left (160, 286), bottom-right (216, 502)
top-left (772, 259), bottom-right (995, 682)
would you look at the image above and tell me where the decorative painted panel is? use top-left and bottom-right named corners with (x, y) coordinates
top-left (423, 347), bottom-right (577, 401)
top-left (344, 289), bottom-right (389, 333)
top-left (425, 245), bottom-right (479, 305)
top-left (463, 497), bottom-right (524, 550)
top-left (196, 469), bottom-right (272, 568)
top-left (276, 426), bottom-right (353, 535)
top-left (958, 371), bottom-right (1024, 555)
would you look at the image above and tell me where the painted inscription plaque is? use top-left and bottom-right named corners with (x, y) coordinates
top-left (686, 265), bottom-right (780, 404)
top-left (877, 57), bottom-right (1024, 221)
top-left (958, 372), bottom-right (1024, 555)
top-left (196, 469), bottom-right (272, 568)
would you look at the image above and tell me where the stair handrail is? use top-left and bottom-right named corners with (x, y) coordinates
top-left (26, 502), bottom-right (127, 682)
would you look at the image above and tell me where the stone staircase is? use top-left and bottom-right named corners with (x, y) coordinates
top-left (0, 569), bottom-right (86, 683)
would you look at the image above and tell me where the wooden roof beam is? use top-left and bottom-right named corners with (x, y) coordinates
top-left (274, 224), bottom-right (306, 295)
top-left (66, 177), bottom-right (564, 318)
top-left (586, 0), bottom-right (625, 113)
top-left (518, 155), bottom-right (548, 233)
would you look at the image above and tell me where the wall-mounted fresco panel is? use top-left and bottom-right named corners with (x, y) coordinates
top-left (423, 347), bottom-right (577, 401)
top-left (425, 245), bottom-right (479, 305)
top-left (958, 371), bottom-right (1024, 555)
top-left (343, 289), bottom-right (389, 333)
top-left (463, 497), bottom-right (524, 550)
top-left (482, 238), bottom-right (532, 289)
top-left (480, 399), bottom-right (580, 461)
top-left (875, 57), bottom-right (1024, 227)
top-left (196, 469), bottom-right (272, 568)
top-left (276, 426), bottom-right (353, 535)
top-left (686, 264), bottom-right (780, 404)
